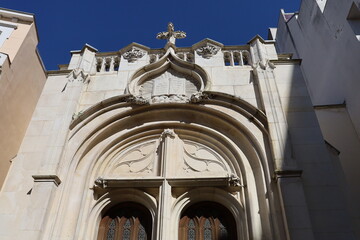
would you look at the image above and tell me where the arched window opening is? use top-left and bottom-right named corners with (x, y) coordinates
top-left (223, 52), bottom-right (231, 66)
top-left (233, 52), bottom-right (241, 66)
top-left (96, 57), bottom-right (103, 72)
top-left (97, 202), bottom-right (152, 240)
top-left (179, 202), bottom-right (237, 240)
top-left (114, 56), bottom-right (120, 71)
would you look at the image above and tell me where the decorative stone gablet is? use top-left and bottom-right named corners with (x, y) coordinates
top-left (120, 43), bottom-right (150, 63)
top-left (193, 38), bottom-right (224, 59)
top-left (126, 47), bottom-right (211, 104)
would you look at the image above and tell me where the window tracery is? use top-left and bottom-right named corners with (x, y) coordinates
top-left (179, 202), bottom-right (236, 240)
top-left (97, 203), bottom-right (151, 240)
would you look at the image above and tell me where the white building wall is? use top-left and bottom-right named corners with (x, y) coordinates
top-left (274, 0), bottom-right (360, 237)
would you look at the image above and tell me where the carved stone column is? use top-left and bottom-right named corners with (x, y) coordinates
top-left (157, 129), bottom-right (176, 240)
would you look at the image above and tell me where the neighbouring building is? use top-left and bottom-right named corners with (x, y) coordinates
top-left (0, 9), bottom-right (357, 240)
top-left (0, 8), bottom-right (46, 189)
top-left (272, 0), bottom-right (360, 238)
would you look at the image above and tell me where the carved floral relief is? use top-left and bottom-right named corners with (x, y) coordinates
top-left (123, 48), bottom-right (146, 62)
top-left (182, 141), bottom-right (228, 173)
top-left (196, 44), bottom-right (220, 59)
top-left (101, 131), bottom-right (231, 179)
top-left (109, 141), bottom-right (158, 175)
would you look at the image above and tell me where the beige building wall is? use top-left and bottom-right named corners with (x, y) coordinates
top-left (0, 29), bottom-right (355, 239)
top-left (0, 8), bottom-right (46, 189)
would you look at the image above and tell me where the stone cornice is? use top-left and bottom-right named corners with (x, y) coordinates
top-left (32, 175), bottom-right (62, 186)
top-left (273, 170), bottom-right (303, 181)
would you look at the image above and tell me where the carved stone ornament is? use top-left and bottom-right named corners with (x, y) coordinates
top-left (196, 44), bottom-right (220, 59)
top-left (125, 95), bottom-right (149, 105)
top-left (94, 177), bottom-right (107, 188)
top-left (123, 48), bottom-right (146, 62)
top-left (151, 94), bottom-right (189, 104)
top-left (109, 141), bottom-right (156, 175)
top-left (156, 22), bottom-right (186, 45)
top-left (251, 59), bottom-right (276, 70)
top-left (228, 174), bottom-right (242, 187)
top-left (189, 92), bottom-right (210, 103)
top-left (72, 110), bottom-right (84, 120)
top-left (183, 142), bottom-right (227, 173)
top-left (67, 69), bottom-right (90, 83)
top-left (160, 128), bottom-right (176, 139)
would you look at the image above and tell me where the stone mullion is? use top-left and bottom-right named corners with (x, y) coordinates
top-left (156, 129), bottom-right (176, 240)
top-left (240, 51), bottom-right (244, 66)
top-left (110, 57), bottom-right (115, 72)
top-left (100, 57), bottom-right (105, 72)
top-left (230, 51), bottom-right (234, 66)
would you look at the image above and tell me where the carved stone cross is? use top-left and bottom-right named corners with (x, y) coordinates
top-left (156, 22), bottom-right (186, 45)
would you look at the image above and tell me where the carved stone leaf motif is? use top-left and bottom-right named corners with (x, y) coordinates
top-left (110, 142), bottom-right (156, 175)
top-left (123, 48), bottom-right (146, 62)
top-left (183, 142), bottom-right (227, 173)
top-left (66, 69), bottom-right (90, 83)
top-left (196, 44), bottom-right (220, 59)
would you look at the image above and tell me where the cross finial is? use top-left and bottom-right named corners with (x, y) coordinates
top-left (156, 22), bottom-right (186, 46)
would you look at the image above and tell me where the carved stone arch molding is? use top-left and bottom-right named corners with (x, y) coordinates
top-left (51, 98), bottom-right (285, 239)
top-left (70, 126), bottom-right (252, 240)
top-left (83, 189), bottom-right (157, 240)
top-left (126, 47), bottom-right (211, 103)
top-left (82, 126), bottom-right (260, 240)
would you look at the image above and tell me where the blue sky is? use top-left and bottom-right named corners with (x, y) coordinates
top-left (2, 0), bottom-right (300, 70)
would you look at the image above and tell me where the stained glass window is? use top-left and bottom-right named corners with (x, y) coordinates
top-left (188, 219), bottom-right (196, 240)
top-left (179, 202), bottom-right (237, 240)
top-left (123, 219), bottom-right (131, 240)
top-left (97, 203), bottom-right (151, 240)
top-left (219, 222), bottom-right (228, 239)
top-left (106, 219), bottom-right (116, 240)
top-left (138, 224), bottom-right (146, 240)
top-left (203, 219), bottom-right (212, 240)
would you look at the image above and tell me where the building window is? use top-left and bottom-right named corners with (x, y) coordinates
top-left (223, 51), bottom-right (250, 66)
top-left (105, 57), bottom-right (111, 72)
top-left (0, 25), bottom-right (16, 48)
top-left (97, 202), bottom-right (152, 240)
top-left (347, 2), bottom-right (360, 41)
top-left (233, 52), bottom-right (240, 66)
top-left (223, 52), bottom-right (232, 66)
top-left (96, 57), bottom-right (103, 72)
top-left (114, 56), bottom-right (120, 71)
top-left (179, 202), bottom-right (237, 240)
top-left (242, 51), bottom-right (250, 65)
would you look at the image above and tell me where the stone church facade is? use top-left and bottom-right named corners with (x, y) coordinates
top-left (0, 15), bottom-right (356, 240)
